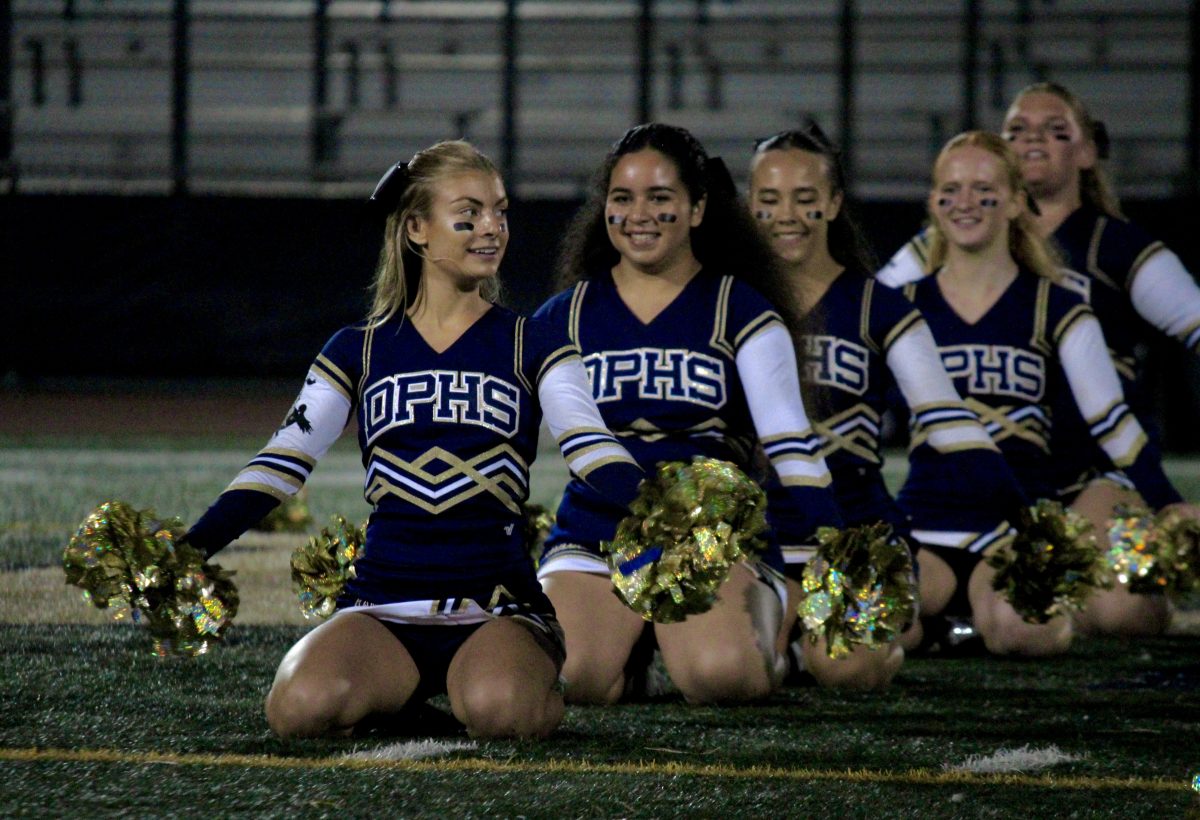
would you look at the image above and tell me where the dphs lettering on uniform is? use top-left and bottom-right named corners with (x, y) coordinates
top-left (803, 336), bottom-right (869, 395)
top-left (940, 345), bottom-right (1045, 400)
top-left (362, 370), bottom-right (520, 443)
top-left (583, 348), bottom-right (726, 408)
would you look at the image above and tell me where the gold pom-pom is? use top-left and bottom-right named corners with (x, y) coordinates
top-left (252, 491), bottom-right (314, 533)
top-left (798, 523), bottom-right (917, 659)
top-left (986, 500), bottom-right (1105, 624)
top-left (601, 457), bottom-right (767, 623)
top-left (62, 501), bottom-right (239, 656)
top-left (290, 515), bottom-right (366, 619)
top-left (1107, 505), bottom-right (1200, 595)
top-left (523, 503), bottom-right (556, 562)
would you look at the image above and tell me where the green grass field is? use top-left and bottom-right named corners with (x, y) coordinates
top-left (2, 431), bottom-right (1199, 817)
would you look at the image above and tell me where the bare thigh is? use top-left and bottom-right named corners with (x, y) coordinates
top-left (446, 617), bottom-right (565, 739)
top-left (655, 562), bottom-right (782, 703)
top-left (1070, 480), bottom-right (1143, 535)
top-left (1070, 481), bottom-right (1169, 637)
top-left (913, 549), bottom-right (957, 618)
top-left (265, 612), bottom-right (420, 737)
top-left (968, 558), bottom-right (1072, 657)
top-left (541, 570), bottom-right (646, 704)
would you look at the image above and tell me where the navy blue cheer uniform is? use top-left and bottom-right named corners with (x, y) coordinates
top-left (186, 306), bottom-right (643, 631)
top-left (898, 268), bottom-right (1180, 559)
top-left (803, 271), bottom-right (1023, 541)
top-left (535, 268), bottom-right (843, 581)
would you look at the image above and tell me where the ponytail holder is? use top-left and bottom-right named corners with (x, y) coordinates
top-left (1092, 121), bottom-right (1110, 160)
top-left (801, 116), bottom-right (834, 149)
top-left (368, 160), bottom-right (411, 215)
top-left (704, 156), bottom-right (737, 200)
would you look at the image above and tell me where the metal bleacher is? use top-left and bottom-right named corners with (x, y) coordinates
top-left (8, 0), bottom-right (1196, 199)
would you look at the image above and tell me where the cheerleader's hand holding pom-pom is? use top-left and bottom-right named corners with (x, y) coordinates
top-left (290, 515), bottom-right (366, 619)
top-left (62, 501), bottom-right (239, 657)
top-left (797, 523), bottom-right (917, 660)
top-left (986, 499), bottom-right (1106, 624)
top-left (601, 457), bottom-right (768, 624)
top-left (1107, 503), bottom-right (1200, 596)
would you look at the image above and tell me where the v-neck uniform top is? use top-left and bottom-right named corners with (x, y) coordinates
top-left (805, 271), bottom-right (1023, 532)
top-left (185, 305), bottom-right (643, 611)
top-left (900, 267), bottom-right (1179, 532)
top-left (535, 268), bottom-right (842, 573)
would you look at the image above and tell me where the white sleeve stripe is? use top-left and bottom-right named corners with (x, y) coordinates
top-left (559, 429), bottom-right (621, 450)
top-left (777, 471), bottom-right (834, 488)
top-left (562, 440), bottom-right (634, 463)
top-left (245, 458), bottom-right (310, 484)
top-left (1185, 322), bottom-right (1200, 351)
top-left (569, 448), bottom-right (639, 476)
top-left (735, 323), bottom-right (835, 483)
top-left (539, 356), bottom-right (638, 471)
top-left (232, 374), bottom-right (351, 496)
top-left (926, 424), bottom-right (995, 448)
top-left (1095, 419), bottom-right (1147, 468)
top-left (227, 472), bottom-right (302, 496)
top-left (1087, 401), bottom-right (1130, 437)
top-left (913, 408), bottom-right (981, 426)
top-left (1057, 313), bottom-right (1153, 469)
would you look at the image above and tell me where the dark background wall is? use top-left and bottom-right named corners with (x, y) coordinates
top-left (5, 194), bottom-right (1200, 448)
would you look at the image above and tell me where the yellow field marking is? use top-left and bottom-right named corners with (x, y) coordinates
top-left (0, 747), bottom-right (1186, 792)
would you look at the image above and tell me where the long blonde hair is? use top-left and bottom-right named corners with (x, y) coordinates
top-left (925, 131), bottom-right (1064, 282)
top-left (1008, 81), bottom-right (1124, 219)
top-left (368, 140), bottom-right (502, 327)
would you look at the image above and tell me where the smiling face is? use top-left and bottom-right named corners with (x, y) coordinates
top-left (749, 147), bottom-right (842, 271)
top-left (929, 144), bottom-right (1021, 255)
top-left (605, 148), bottom-right (705, 275)
top-left (1001, 90), bottom-right (1096, 200)
top-left (406, 170), bottom-right (508, 287)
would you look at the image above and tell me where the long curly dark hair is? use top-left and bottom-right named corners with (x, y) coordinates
top-left (556, 122), bottom-right (808, 341)
top-left (752, 121), bottom-right (878, 277)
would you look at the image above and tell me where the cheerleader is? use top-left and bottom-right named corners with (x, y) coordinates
top-left (880, 83), bottom-right (1200, 636)
top-left (897, 131), bottom-right (1197, 655)
top-left (749, 126), bottom-right (1025, 674)
top-left (183, 141), bottom-right (644, 738)
top-left (535, 123), bottom-right (844, 704)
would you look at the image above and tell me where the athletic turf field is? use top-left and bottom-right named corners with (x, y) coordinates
top-left (2, 402), bottom-right (1199, 817)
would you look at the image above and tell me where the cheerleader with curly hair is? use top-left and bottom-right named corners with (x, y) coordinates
top-left (535, 123), bottom-right (844, 704)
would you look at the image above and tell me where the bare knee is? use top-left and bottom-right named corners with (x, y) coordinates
top-left (265, 674), bottom-right (353, 738)
top-left (455, 675), bottom-right (560, 739)
top-left (561, 652), bottom-right (625, 705)
top-left (804, 641), bottom-right (902, 690)
top-left (1076, 587), bottom-right (1169, 638)
top-left (670, 643), bottom-right (773, 704)
top-left (976, 608), bottom-right (1072, 657)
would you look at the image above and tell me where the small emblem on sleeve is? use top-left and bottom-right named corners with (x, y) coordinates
top-left (281, 403), bottom-right (314, 434)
